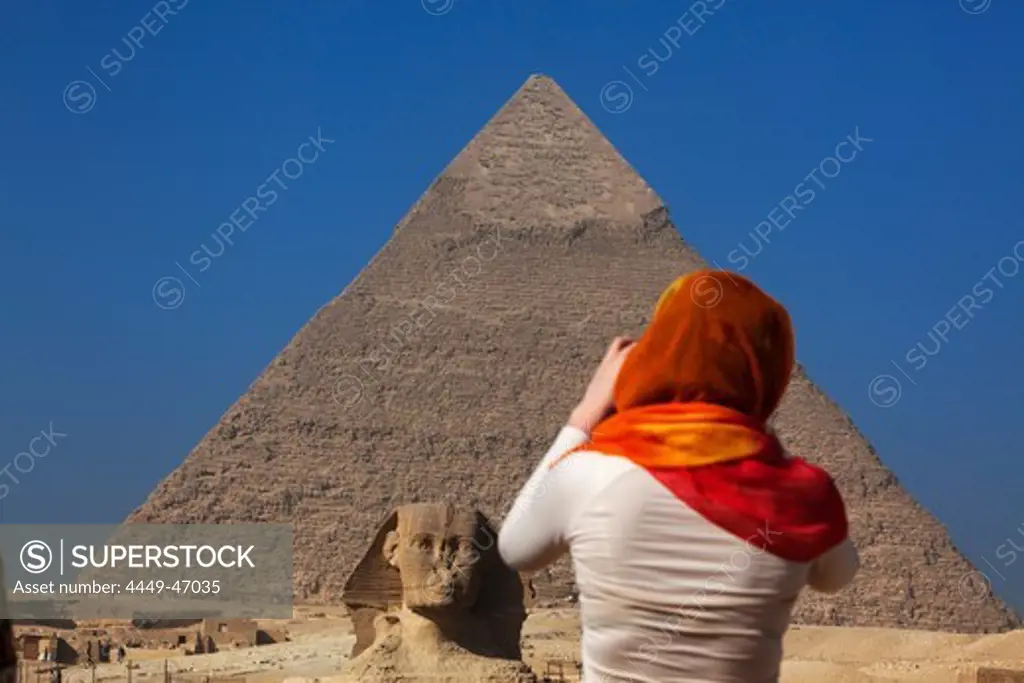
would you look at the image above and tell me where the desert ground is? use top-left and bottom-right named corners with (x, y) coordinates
top-left (32, 606), bottom-right (1024, 683)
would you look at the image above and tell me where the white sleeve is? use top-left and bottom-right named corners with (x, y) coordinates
top-left (807, 537), bottom-right (860, 593)
top-left (498, 426), bottom-right (590, 573)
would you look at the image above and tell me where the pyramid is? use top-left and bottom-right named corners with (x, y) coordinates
top-left (129, 74), bottom-right (1019, 632)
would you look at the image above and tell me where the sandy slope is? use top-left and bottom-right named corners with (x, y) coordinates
top-left (56, 609), bottom-right (1024, 682)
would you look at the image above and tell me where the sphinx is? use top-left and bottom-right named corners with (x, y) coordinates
top-left (340, 503), bottom-right (537, 682)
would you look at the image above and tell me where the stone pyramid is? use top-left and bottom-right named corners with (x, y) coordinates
top-left (129, 74), bottom-right (1019, 632)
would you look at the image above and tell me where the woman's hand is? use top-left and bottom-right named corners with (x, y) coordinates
top-left (568, 336), bottom-right (635, 434)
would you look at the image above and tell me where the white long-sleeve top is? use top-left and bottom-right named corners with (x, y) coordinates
top-left (499, 426), bottom-right (859, 683)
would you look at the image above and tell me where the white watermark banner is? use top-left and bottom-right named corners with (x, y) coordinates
top-left (0, 524), bottom-right (292, 619)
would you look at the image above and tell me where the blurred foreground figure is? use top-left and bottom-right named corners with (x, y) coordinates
top-left (1, 554), bottom-right (14, 683)
top-left (499, 270), bottom-right (859, 683)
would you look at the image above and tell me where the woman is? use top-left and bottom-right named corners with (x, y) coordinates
top-left (498, 270), bottom-right (858, 683)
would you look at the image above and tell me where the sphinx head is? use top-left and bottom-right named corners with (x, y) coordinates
top-left (381, 504), bottom-right (485, 613)
top-left (343, 503), bottom-right (531, 659)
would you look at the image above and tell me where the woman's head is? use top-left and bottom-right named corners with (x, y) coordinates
top-left (614, 270), bottom-right (794, 422)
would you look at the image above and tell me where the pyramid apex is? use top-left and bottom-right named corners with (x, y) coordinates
top-left (513, 73), bottom-right (573, 101)
top-left (398, 72), bottom-right (663, 229)
top-left (522, 72), bottom-right (557, 86)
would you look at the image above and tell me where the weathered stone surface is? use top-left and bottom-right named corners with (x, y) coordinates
top-left (127, 74), bottom-right (1020, 633)
top-left (341, 503), bottom-right (533, 681)
top-left (972, 667), bottom-right (1024, 682)
top-left (342, 503), bottom-right (528, 660)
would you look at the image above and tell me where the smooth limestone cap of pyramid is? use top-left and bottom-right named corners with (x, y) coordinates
top-left (396, 73), bottom-right (664, 234)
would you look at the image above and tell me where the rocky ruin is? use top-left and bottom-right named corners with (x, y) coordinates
top-left (340, 503), bottom-right (536, 682)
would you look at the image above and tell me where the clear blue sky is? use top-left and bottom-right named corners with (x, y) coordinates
top-left (3, 1), bottom-right (1024, 608)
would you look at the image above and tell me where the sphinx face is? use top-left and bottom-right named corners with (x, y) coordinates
top-left (386, 507), bottom-right (484, 613)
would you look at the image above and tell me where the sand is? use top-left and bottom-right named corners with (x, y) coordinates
top-left (515, 609), bottom-right (1024, 682)
top-left (34, 609), bottom-right (1024, 683)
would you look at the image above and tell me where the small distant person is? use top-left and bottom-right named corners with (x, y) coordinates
top-left (85, 640), bottom-right (93, 666)
top-left (117, 645), bottom-right (125, 663)
top-left (499, 270), bottom-right (859, 683)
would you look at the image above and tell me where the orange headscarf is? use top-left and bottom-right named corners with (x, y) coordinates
top-left (555, 270), bottom-right (847, 562)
